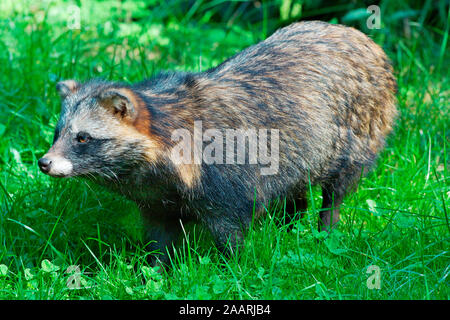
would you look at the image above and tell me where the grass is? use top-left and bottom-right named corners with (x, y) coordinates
top-left (0, 0), bottom-right (448, 299)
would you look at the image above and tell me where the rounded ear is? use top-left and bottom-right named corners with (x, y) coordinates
top-left (56, 80), bottom-right (79, 99)
top-left (98, 88), bottom-right (138, 121)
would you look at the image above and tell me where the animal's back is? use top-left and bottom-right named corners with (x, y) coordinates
top-left (207, 20), bottom-right (397, 142)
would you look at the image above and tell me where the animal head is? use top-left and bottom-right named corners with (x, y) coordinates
top-left (38, 79), bottom-right (160, 179)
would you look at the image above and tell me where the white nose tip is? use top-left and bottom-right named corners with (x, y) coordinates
top-left (44, 154), bottom-right (73, 177)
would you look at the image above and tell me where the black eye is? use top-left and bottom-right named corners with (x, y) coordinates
top-left (76, 132), bottom-right (91, 143)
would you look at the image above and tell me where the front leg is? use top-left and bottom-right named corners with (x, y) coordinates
top-left (141, 210), bottom-right (183, 267)
top-left (203, 213), bottom-right (250, 256)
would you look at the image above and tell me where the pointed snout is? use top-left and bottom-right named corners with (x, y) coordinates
top-left (38, 157), bottom-right (52, 173)
top-left (38, 153), bottom-right (73, 177)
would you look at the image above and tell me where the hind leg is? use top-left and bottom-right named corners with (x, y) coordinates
top-left (319, 165), bottom-right (366, 232)
top-left (284, 191), bottom-right (308, 227)
top-left (319, 185), bottom-right (343, 232)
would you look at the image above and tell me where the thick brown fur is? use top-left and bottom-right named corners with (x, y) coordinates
top-left (42, 21), bottom-right (397, 265)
